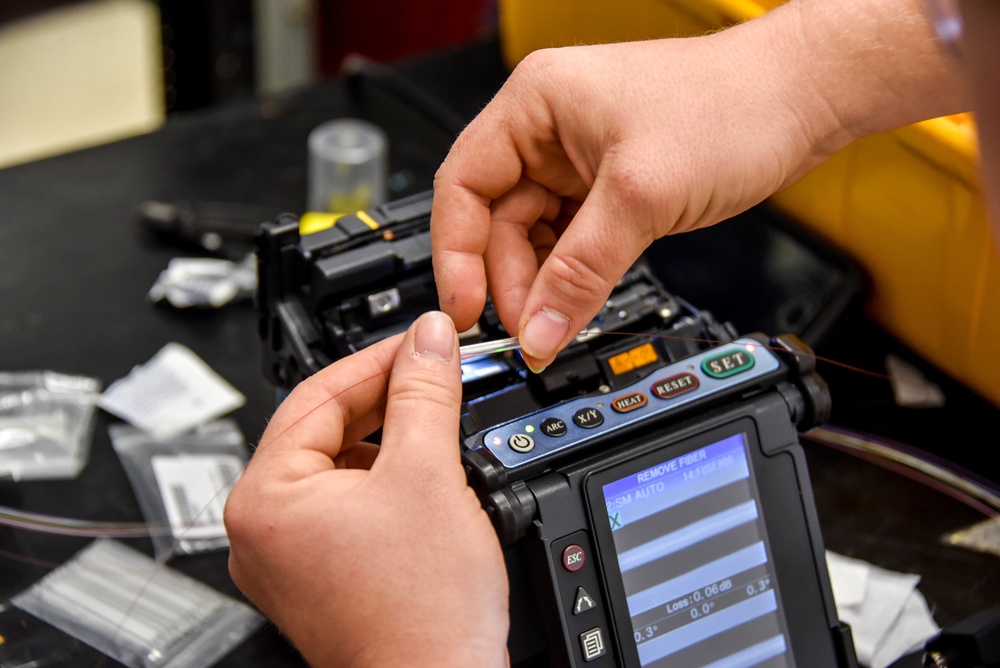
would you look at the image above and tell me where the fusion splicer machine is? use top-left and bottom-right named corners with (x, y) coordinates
top-left (256, 190), bottom-right (858, 668)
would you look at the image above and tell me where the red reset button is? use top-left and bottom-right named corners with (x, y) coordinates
top-left (563, 544), bottom-right (586, 572)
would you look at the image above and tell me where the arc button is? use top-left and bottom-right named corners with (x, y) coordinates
top-left (541, 417), bottom-right (568, 437)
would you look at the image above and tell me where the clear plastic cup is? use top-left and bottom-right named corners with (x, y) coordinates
top-left (307, 118), bottom-right (388, 213)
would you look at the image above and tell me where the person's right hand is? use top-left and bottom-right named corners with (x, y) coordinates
top-left (430, 0), bottom-right (964, 372)
top-left (431, 3), bottom-right (842, 371)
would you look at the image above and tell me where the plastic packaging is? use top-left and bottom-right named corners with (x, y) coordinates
top-left (12, 538), bottom-right (264, 668)
top-left (0, 371), bottom-right (101, 481)
top-left (148, 254), bottom-right (257, 308)
top-left (109, 419), bottom-right (248, 561)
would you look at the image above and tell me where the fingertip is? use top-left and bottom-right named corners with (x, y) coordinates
top-left (413, 311), bottom-right (458, 362)
top-left (518, 350), bottom-right (549, 375)
top-left (436, 280), bottom-right (486, 333)
top-left (430, 201), bottom-right (490, 333)
top-left (518, 306), bottom-right (571, 363)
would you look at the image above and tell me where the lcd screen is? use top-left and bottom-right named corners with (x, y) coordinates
top-left (599, 432), bottom-right (794, 667)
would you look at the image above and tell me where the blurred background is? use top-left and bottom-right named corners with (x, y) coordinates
top-left (0, 0), bottom-right (498, 169)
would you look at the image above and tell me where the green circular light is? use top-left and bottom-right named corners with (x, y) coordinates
top-left (524, 424), bottom-right (535, 434)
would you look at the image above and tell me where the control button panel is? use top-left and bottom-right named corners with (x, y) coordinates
top-left (479, 338), bottom-right (779, 470)
top-left (552, 532), bottom-right (615, 666)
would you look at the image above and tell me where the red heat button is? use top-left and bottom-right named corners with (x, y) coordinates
top-left (611, 392), bottom-right (647, 413)
top-left (651, 372), bottom-right (700, 400)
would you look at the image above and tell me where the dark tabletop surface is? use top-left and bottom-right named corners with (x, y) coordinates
top-left (1, 37), bottom-right (997, 668)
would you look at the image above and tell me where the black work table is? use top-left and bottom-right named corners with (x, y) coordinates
top-left (1, 38), bottom-right (998, 667)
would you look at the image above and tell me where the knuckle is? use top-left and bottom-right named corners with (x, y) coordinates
top-left (222, 487), bottom-right (255, 545)
top-left (544, 251), bottom-right (619, 306)
top-left (605, 165), bottom-right (660, 215)
top-left (222, 477), bottom-right (284, 552)
top-left (391, 370), bottom-right (461, 410)
top-left (515, 48), bottom-right (559, 79)
top-left (489, 280), bottom-right (529, 318)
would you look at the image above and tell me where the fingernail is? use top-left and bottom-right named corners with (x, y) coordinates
top-left (520, 307), bottom-right (570, 360)
top-left (414, 311), bottom-right (455, 361)
top-left (522, 356), bottom-right (547, 375)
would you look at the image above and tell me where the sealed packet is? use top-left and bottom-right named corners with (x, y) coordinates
top-left (12, 538), bottom-right (264, 668)
top-left (109, 419), bottom-right (248, 561)
top-left (0, 371), bottom-right (101, 480)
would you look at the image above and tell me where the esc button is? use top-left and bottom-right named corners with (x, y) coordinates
top-left (562, 544), bottom-right (586, 572)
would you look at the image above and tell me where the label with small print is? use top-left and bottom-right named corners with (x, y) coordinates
top-left (151, 454), bottom-right (244, 541)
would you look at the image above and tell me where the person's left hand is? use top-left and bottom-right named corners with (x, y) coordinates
top-left (224, 311), bottom-right (510, 668)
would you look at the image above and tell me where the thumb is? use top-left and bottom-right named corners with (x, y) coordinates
top-left (372, 311), bottom-right (465, 485)
top-left (517, 183), bottom-right (653, 371)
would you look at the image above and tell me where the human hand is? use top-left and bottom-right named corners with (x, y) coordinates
top-left (432, 0), bottom-right (953, 372)
top-left (224, 312), bottom-right (509, 668)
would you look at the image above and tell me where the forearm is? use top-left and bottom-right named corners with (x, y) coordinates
top-left (758, 0), bottom-right (969, 150)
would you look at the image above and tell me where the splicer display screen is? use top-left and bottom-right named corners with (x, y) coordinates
top-left (600, 433), bottom-right (794, 667)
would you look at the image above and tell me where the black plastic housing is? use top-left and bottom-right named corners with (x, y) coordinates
top-left (254, 190), bottom-right (855, 667)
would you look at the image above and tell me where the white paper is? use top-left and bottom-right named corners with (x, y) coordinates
top-left (869, 590), bottom-right (941, 668)
top-left (826, 549), bottom-right (871, 607)
top-left (827, 551), bottom-right (940, 668)
top-left (99, 343), bottom-right (245, 439)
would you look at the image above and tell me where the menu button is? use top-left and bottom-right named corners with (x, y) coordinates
top-left (580, 628), bottom-right (607, 661)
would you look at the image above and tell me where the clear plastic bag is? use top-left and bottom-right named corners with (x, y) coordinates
top-left (12, 538), bottom-right (264, 668)
top-left (109, 419), bottom-right (248, 561)
top-left (0, 371), bottom-right (101, 481)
